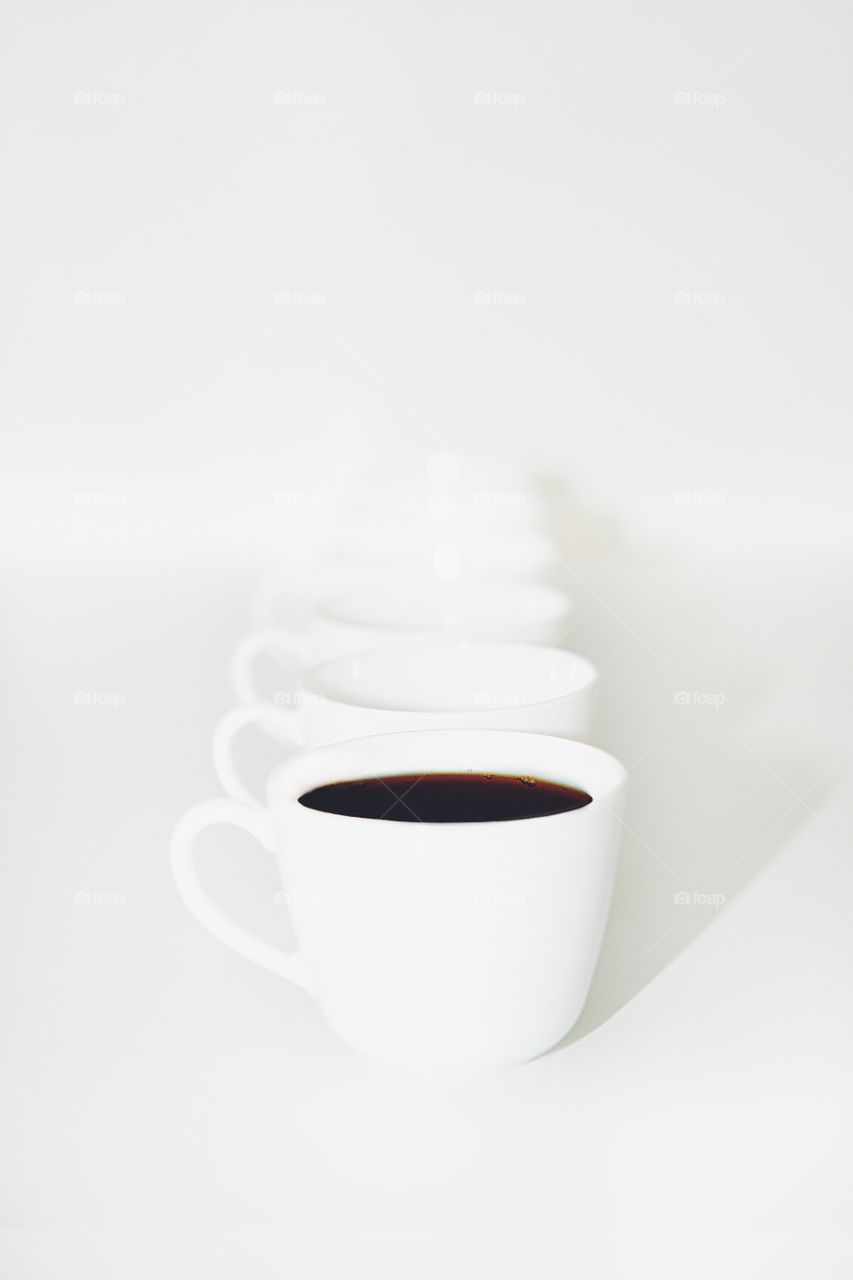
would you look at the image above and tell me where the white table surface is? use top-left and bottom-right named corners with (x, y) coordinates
top-left (1, 542), bottom-right (851, 1276)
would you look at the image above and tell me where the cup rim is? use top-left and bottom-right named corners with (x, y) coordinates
top-left (267, 728), bottom-right (626, 826)
top-left (342, 519), bottom-right (554, 544)
top-left (315, 573), bottom-right (572, 633)
top-left (301, 640), bottom-right (599, 714)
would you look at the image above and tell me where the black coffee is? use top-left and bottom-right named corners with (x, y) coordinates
top-left (298, 772), bottom-right (593, 823)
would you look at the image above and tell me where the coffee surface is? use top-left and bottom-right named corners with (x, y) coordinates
top-left (298, 772), bottom-right (593, 823)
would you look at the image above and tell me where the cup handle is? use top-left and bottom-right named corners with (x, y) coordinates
top-left (213, 702), bottom-right (304, 806)
top-left (252, 567), bottom-right (315, 628)
top-left (252, 562), bottom-right (340, 628)
top-left (170, 797), bottom-right (313, 993)
top-left (231, 628), bottom-right (311, 704)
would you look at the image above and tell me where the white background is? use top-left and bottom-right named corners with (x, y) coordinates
top-left (1, 0), bottom-right (852, 1273)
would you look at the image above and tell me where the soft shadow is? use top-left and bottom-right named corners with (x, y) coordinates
top-left (542, 516), bottom-right (833, 1054)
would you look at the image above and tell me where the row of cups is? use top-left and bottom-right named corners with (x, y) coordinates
top-left (170, 478), bottom-right (627, 1075)
top-left (219, 567), bottom-right (590, 802)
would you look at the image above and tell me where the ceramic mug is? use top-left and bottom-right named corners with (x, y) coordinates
top-left (253, 527), bottom-right (558, 629)
top-left (334, 522), bottom-right (557, 581)
top-left (170, 729), bottom-right (626, 1074)
top-left (214, 640), bottom-right (599, 802)
top-left (236, 572), bottom-right (574, 703)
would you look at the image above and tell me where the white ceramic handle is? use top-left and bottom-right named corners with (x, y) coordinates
top-left (252, 563), bottom-right (341, 628)
top-left (170, 797), bottom-right (312, 993)
top-left (213, 702), bottom-right (304, 806)
top-left (231, 628), bottom-right (311, 704)
top-left (252, 568), bottom-right (313, 628)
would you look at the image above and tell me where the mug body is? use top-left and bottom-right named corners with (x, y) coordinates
top-left (298, 642), bottom-right (598, 747)
top-left (311, 575), bottom-right (573, 661)
top-left (267, 730), bottom-right (625, 1072)
top-left (335, 522), bottom-right (557, 580)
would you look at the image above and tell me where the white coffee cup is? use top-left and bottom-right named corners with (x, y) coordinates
top-left (236, 572), bottom-right (573, 703)
top-left (338, 473), bottom-right (550, 538)
top-left (170, 729), bottom-right (626, 1073)
top-left (215, 641), bottom-right (599, 803)
top-left (335, 522), bottom-right (558, 581)
top-left (254, 528), bottom-right (557, 629)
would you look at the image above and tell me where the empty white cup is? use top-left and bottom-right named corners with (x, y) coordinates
top-left (215, 640), bottom-right (599, 802)
top-left (236, 572), bottom-right (574, 703)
